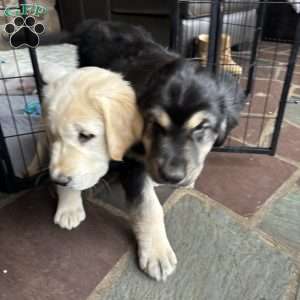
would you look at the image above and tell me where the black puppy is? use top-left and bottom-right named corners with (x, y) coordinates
top-left (43, 20), bottom-right (246, 281)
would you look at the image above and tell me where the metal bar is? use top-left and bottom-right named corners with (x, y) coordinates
top-left (169, 0), bottom-right (180, 51)
top-left (0, 75), bottom-right (34, 80)
top-left (28, 48), bottom-right (44, 102)
top-left (245, 0), bottom-right (266, 95)
top-left (4, 130), bottom-right (45, 139)
top-left (0, 125), bottom-right (18, 192)
top-left (78, 0), bottom-right (86, 21)
top-left (207, 0), bottom-right (224, 73)
top-left (270, 15), bottom-right (300, 155)
top-left (106, 0), bottom-right (112, 21)
top-left (18, 0), bottom-right (43, 101)
top-left (213, 146), bottom-right (272, 155)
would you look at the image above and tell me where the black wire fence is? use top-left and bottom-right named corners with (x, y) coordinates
top-left (0, 0), bottom-right (299, 192)
top-left (172, 0), bottom-right (300, 154)
top-left (0, 0), bottom-right (46, 192)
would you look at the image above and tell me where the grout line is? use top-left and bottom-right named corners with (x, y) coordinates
top-left (250, 168), bottom-right (300, 228)
top-left (0, 188), bottom-right (40, 209)
top-left (255, 228), bottom-right (300, 268)
top-left (182, 189), bottom-right (252, 226)
top-left (275, 154), bottom-right (300, 168)
top-left (240, 112), bottom-right (276, 118)
top-left (86, 186), bottom-right (182, 221)
top-left (162, 188), bottom-right (193, 212)
top-left (86, 197), bottom-right (129, 221)
top-left (86, 252), bottom-right (130, 300)
top-left (285, 119), bottom-right (300, 130)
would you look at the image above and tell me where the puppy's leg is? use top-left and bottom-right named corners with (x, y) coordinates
top-left (121, 164), bottom-right (177, 281)
top-left (54, 185), bottom-right (86, 230)
top-left (131, 176), bottom-right (177, 281)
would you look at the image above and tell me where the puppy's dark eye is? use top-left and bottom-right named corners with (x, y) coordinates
top-left (192, 123), bottom-right (211, 140)
top-left (193, 129), bottom-right (205, 141)
top-left (79, 132), bottom-right (95, 143)
top-left (194, 121), bottom-right (211, 131)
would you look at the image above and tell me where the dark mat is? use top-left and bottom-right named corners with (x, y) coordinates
top-left (0, 188), bottom-right (132, 300)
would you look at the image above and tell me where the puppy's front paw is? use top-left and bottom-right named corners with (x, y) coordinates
top-left (138, 236), bottom-right (177, 281)
top-left (54, 206), bottom-right (86, 230)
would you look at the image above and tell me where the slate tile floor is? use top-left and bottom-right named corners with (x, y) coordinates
top-left (1, 42), bottom-right (300, 299)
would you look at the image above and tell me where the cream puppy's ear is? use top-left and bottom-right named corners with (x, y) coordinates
top-left (92, 79), bottom-right (143, 161)
top-left (100, 96), bottom-right (143, 161)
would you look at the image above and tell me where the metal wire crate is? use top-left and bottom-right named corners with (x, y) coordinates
top-left (0, 1), bottom-right (45, 192)
top-left (1, 0), bottom-right (299, 193)
top-left (171, 0), bottom-right (300, 154)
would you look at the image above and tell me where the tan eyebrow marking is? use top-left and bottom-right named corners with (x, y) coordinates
top-left (184, 111), bottom-right (206, 129)
top-left (151, 108), bottom-right (171, 128)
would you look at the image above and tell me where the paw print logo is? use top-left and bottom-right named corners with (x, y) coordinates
top-left (4, 16), bottom-right (45, 48)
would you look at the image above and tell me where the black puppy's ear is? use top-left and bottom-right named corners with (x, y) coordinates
top-left (214, 74), bottom-right (247, 147)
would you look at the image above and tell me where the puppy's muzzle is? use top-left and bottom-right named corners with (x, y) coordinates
top-left (158, 158), bottom-right (186, 184)
top-left (51, 173), bottom-right (72, 186)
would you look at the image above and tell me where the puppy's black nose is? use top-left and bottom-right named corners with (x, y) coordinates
top-left (52, 175), bottom-right (72, 186)
top-left (158, 159), bottom-right (186, 184)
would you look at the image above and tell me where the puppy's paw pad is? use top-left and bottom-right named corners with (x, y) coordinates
top-left (139, 242), bottom-right (177, 281)
top-left (54, 207), bottom-right (86, 230)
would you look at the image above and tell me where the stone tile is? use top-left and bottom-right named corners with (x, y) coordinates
top-left (92, 195), bottom-right (297, 300)
top-left (278, 70), bottom-right (300, 84)
top-left (259, 41), bottom-right (278, 49)
top-left (88, 180), bottom-right (127, 211)
top-left (0, 187), bottom-right (132, 300)
top-left (295, 65), bottom-right (300, 73)
top-left (230, 117), bottom-right (274, 146)
top-left (257, 51), bottom-right (290, 64)
top-left (0, 193), bottom-right (7, 201)
top-left (293, 72), bottom-right (300, 85)
top-left (89, 180), bottom-right (176, 212)
top-left (289, 95), bottom-right (300, 102)
top-left (243, 93), bottom-right (279, 115)
top-left (254, 65), bottom-right (281, 80)
top-left (292, 88), bottom-right (300, 96)
top-left (277, 122), bottom-right (300, 162)
top-left (298, 284), bottom-right (300, 300)
top-left (195, 152), bottom-right (296, 216)
top-left (156, 185), bottom-right (177, 203)
top-left (285, 103), bottom-right (300, 125)
top-left (252, 79), bottom-right (283, 103)
top-left (259, 42), bottom-right (292, 53)
top-left (240, 78), bottom-right (283, 114)
top-left (258, 185), bottom-right (300, 256)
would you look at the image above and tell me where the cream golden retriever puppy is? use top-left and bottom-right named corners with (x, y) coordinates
top-left (41, 66), bottom-right (142, 229)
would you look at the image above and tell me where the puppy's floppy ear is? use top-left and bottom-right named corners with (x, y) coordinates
top-left (100, 96), bottom-right (143, 161)
top-left (214, 73), bottom-right (247, 147)
top-left (90, 75), bottom-right (143, 161)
